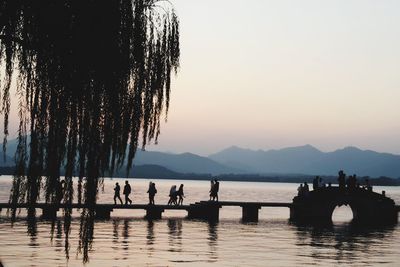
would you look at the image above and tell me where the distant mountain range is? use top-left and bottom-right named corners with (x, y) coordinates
top-left (209, 145), bottom-right (400, 177)
top-left (1, 138), bottom-right (400, 178)
top-left (133, 150), bottom-right (243, 175)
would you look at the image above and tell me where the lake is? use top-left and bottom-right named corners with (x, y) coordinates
top-left (1, 176), bottom-right (400, 266)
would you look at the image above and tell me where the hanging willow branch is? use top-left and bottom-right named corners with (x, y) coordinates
top-left (0, 0), bottom-right (180, 205)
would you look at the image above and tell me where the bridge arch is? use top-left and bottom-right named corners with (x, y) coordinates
top-left (331, 205), bottom-right (354, 223)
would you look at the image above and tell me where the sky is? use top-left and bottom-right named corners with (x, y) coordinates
top-left (2, 0), bottom-right (400, 156)
top-left (145, 0), bottom-right (400, 155)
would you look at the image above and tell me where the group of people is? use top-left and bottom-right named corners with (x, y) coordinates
top-left (298, 175), bottom-right (333, 196)
top-left (113, 181), bottom-right (191, 206)
top-left (167, 184), bottom-right (185, 205)
top-left (113, 181), bottom-right (132, 205)
top-left (312, 176), bottom-right (330, 190)
top-left (338, 170), bottom-right (372, 191)
top-left (297, 170), bottom-right (374, 197)
top-left (297, 182), bottom-right (310, 197)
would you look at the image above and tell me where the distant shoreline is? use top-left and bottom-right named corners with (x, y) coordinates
top-left (1, 165), bottom-right (399, 186)
top-left (125, 174), bottom-right (400, 186)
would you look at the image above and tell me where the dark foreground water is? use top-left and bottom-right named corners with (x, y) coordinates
top-left (0, 177), bottom-right (399, 266)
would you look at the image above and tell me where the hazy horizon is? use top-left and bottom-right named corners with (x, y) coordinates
top-left (145, 143), bottom-right (400, 158)
top-left (2, 0), bottom-right (400, 156)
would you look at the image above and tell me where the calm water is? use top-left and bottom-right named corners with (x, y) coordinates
top-left (0, 176), bottom-right (399, 266)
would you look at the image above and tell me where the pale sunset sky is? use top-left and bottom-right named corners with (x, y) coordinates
top-left (147, 0), bottom-right (400, 155)
top-left (4, 0), bottom-right (400, 156)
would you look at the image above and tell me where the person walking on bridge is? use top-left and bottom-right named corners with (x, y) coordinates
top-left (123, 180), bottom-right (132, 205)
top-left (114, 182), bottom-right (123, 205)
top-left (177, 184), bottom-right (185, 205)
top-left (168, 185), bottom-right (178, 205)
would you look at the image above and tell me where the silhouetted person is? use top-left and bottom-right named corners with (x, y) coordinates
top-left (297, 183), bottom-right (304, 197)
top-left (56, 180), bottom-right (65, 203)
top-left (303, 182), bottom-right (309, 196)
top-left (212, 179), bottom-right (220, 201)
top-left (123, 180), bottom-right (132, 205)
top-left (168, 185), bottom-right (177, 205)
top-left (312, 176), bottom-right (319, 190)
top-left (364, 178), bottom-right (372, 191)
top-left (346, 175), bottom-right (352, 188)
top-left (209, 180), bottom-right (215, 200)
top-left (347, 174), bottom-right (357, 191)
top-left (353, 174), bottom-right (358, 189)
top-left (147, 182), bottom-right (157, 205)
top-left (177, 184), bottom-right (185, 205)
top-left (114, 182), bottom-right (123, 205)
top-left (338, 170), bottom-right (346, 190)
top-left (319, 177), bottom-right (326, 188)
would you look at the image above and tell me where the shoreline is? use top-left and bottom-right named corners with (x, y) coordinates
top-left (1, 173), bottom-right (399, 186)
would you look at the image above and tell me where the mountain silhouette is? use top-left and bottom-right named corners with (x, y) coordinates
top-left (0, 138), bottom-right (242, 175)
top-left (134, 150), bottom-right (243, 175)
top-left (1, 137), bottom-right (400, 177)
top-left (209, 145), bottom-right (400, 177)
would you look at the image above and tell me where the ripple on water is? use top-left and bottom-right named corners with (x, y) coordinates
top-left (0, 178), bottom-right (400, 266)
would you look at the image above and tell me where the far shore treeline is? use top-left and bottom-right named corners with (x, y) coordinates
top-left (1, 165), bottom-right (399, 186)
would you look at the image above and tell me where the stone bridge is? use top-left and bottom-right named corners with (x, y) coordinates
top-left (1, 186), bottom-right (398, 224)
top-left (290, 187), bottom-right (398, 224)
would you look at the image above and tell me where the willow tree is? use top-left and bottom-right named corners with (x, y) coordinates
top-left (0, 0), bottom-right (180, 207)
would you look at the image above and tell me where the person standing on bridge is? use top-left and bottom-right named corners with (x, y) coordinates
top-left (113, 182), bottom-right (123, 205)
top-left (312, 176), bottom-right (319, 190)
top-left (319, 177), bottom-right (326, 188)
top-left (297, 183), bottom-right (304, 197)
top-left (212, 179), bottom-right (220, 201)
top-left (303, 182), bottom-right (309, 196)
top-left (123, 180), bottom-right (132, 205)
top-left (147, 182), bottom-right (157, 205)
top-left (56, 180), bottom-right (65, 204)
top-left (209, 180), bottom-right (215, 200)
top-left (338, 170), bottom-right (346, 190)
top-left (364, 178), bottom-right (373, 192)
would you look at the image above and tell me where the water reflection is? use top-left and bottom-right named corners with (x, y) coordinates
top-left (27, 214), bottom-right (38, 239)
top-left (146, 220), bottom-right (155, 246)
top-left (167, 219), bottom-right (183, 252)
top-left (63, 208), bottom-right (72, 260)
top-left (0, 214), bottom-right (398, 266)
top-left (122, 219), bottom-right (130, 244)
top-left (54, 220), bottom-right (63, 253)
top-left (121, 219), bottom-right (130, 260)
top-left (207, 221), bottom-right (218, 262)
top-left (0, 176), bottom-right (399, 266)
top-left (294, 222), bottom-right (396, 265)
top-left (145, 220), bottom-right (156, 260)
top-left (112, 219), bottom-right (120, 243)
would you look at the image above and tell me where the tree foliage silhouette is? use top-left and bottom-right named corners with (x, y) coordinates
top-left (0, 0), bottom-right (180, 206)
